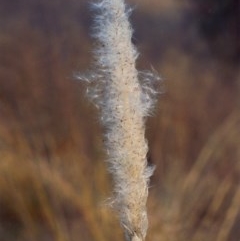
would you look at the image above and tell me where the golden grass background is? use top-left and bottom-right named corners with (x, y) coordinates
top-left (0, 0), bottom-right (240, 240)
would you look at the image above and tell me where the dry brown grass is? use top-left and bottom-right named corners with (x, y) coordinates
top-left (0, 1), bottom-right (239, 241)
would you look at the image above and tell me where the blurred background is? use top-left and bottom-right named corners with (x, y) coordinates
top-left (0, 0), bottom-right (240, 240)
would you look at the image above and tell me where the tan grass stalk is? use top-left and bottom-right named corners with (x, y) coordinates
top-left (77, 0), bottom-right (159, 240)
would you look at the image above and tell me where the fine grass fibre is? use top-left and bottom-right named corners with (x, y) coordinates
top-left (78, 0), bottom-right (160, 241)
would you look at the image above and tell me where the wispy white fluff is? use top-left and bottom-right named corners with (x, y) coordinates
top-left (77, 0), bottom-right (160, 240)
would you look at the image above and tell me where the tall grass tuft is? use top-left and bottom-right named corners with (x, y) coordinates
top-left (77, 0), bottom-right (160, 240)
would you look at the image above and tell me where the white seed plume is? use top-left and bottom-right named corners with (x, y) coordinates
top-left (77, 0), bottom-right (160, 240)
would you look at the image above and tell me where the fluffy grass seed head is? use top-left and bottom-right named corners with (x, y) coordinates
top-left (76, 0), bottom-right (161, 240)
